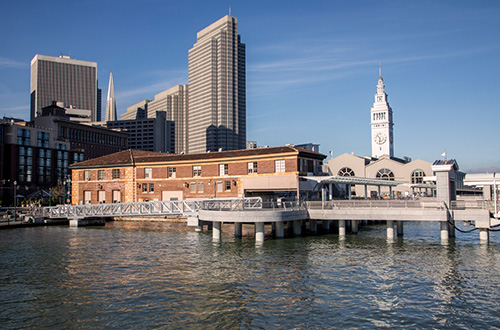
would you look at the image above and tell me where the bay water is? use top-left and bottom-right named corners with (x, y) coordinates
top-left (1, 221), bottom-right (499, 329)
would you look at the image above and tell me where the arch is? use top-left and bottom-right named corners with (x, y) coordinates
top-left (376, 168), bottom-right (394, 180)
top-left (338, 167), bottom-right (355, 177)
top-left (411, 169), bottom-right (426, 184)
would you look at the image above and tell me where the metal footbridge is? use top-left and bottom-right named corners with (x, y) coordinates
top-left (33, 197), bottom-right (263, 219)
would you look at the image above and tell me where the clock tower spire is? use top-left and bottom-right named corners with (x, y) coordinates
top-left (370, 71), bottom-right (394, 158)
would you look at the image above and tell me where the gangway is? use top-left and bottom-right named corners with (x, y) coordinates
top-left (33, 197), bottom-right (263, 219)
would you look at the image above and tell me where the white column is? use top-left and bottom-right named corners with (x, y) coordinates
top-left (255, 222), bottom-right (265, 242)
top-left (396, 221), bottom-right (403, 236)
top-left (213, 222), bottom-right (222, 241)
top-left (348, 185), bottom-right (352, 200)
top-left (479, 228), bottom-right (489, 243)
top-left (293, 220), bottom-right (302, 236)
top-left (234, 222), bottom-right (242, 237)
top-left (276, 222), bottom-right (284, 238)
top-left (339, 220), bottom-right (346, 237)
top-left (310, 220), bottom-right (317, 233)
top-left (387, 220), bottom-right (395, 239)
top-left (329, 183), bottom-right (333, 200)
top-left (351, 220), bottom-right (358, 234)
top-left (440, 221), bottom-right (449, 241)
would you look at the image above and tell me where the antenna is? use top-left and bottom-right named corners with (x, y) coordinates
top-left (379, 63), bottom-right (382, 77)
top-left (229, 7), bottom-right (232, 16)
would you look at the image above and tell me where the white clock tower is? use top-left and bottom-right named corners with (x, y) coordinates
top-left (370, 74), bottom-right (394, 158)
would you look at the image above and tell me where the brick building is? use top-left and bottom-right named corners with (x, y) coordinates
top-left (70, 146), bottom-right (326, 204)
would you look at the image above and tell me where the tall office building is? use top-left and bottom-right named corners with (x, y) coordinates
top-left (30, 54), bottom-right (98, 121)
top-left (187, 15), bottom-right (246, 153)
top-left (147, 85), bottom-right (189, 154)
top-left (105, 72), bottom-right (117, 122)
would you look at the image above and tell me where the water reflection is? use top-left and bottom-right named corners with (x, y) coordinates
top-left (1, 222), bottom-right (500, 329)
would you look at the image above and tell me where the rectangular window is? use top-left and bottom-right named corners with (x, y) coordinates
top-left (248, 162), bottom-right (258, 174)
top-left (193, 165), bottom-right (201, 177)
top-left (275, 160), bottom-right (286, 173)
top-left (84, 170), bottom-right (91, 181)
top-left (216, 181), bottom-right (223, 192)
top-left (84, 190), bottom-right (91, 204)
top-left (98, 170), bottom-right (105, 180)
top-left (149, 183), bottom-right (154, 192)
top-left (219, 164), bottom-right (228, 176)
top-left (168, 167), bottom-right (176, 178)
top-left (112, 190), bottom-right (121, 203)
top-left (112, 169), bottom-right (120, 179)
top-left (190, 182), bottom-right (196, 193)
top-left (98, 190), bottom-right (106, 204)
top-left (225, 180), bottom-right (231, 191)
top-left (145, 168), bottom-right (152, 179)
top-left (143, 184), bottom-right (148, 193)
top-left (198, 182), bottom-right (204, 193)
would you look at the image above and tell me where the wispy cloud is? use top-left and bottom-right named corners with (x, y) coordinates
top-left (0, 56), bottom-right (27, 69)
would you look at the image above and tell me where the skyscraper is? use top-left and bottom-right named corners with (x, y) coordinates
top-left (370, 74), bottom-right (394, 158)
top-left (30, 54), bottom-right (99, 121)
top-left (187, 15), bottom-right (246, 153)
top-left (147, 85), bottom-right (189, 154)
top-left (105, 72), bottom-right (117, 122)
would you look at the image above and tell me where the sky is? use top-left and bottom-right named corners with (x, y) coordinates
top-left (1, 0), bottom-right (499, 173)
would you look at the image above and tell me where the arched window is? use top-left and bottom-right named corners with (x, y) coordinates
top-left (411, 169), bottom-right (426, 184)
top-left (376, 168), bottom-right (394, 180)
top-left (338, 167), bottom-right (355, 177)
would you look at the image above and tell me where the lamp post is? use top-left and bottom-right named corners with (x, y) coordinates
top-left (13, 180), bottom-right (17, 223)
top-left (66, 178), bottom-right (71, 205)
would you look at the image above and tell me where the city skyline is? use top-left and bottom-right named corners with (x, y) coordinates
top-left (1, 1), bottom-right (499, 172)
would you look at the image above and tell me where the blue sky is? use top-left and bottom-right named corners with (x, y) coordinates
top-left (1, 0), bottom-right (499, 172)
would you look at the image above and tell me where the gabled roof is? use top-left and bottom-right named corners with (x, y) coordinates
top-left (70, 146), bottom-right (326, 169)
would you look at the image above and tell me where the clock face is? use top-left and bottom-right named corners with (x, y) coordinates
top-left (374, 132), bottom-right (387, 145)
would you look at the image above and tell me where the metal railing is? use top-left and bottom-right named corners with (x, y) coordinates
top-left (33, 197), bottom-right (263, 219)
top-left (305, 200), bottom-right (447, 210)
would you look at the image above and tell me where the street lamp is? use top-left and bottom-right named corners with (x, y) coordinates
top-left (66, 178), bottom-right (71, 205)
top-left (13, 180), bottom-right (17, 223)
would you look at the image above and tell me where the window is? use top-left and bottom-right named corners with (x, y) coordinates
top-left (190, 182), bottom-right (196, 193)
top-left (275, 160), bottom-right (285, 173)
top-left (143, 184), bottom-right (148, 193)
top-left (112, 169), bottom-right (120, 179)
top-left (145, 168), bottom-right (152, 179)
top-left (84, 191), bottom-right (91, 204)
top-left (168, 167), bottom-right (176, 178)
top-left (411, 169), bottom-right (426, 184)
top-left (98, 190), bottom-right (105, 204)
top-left (149, 183), bottom-right (154, 192)
top-left (376, 168), bottom-right (394, 180)
top-left (338, 167), bottom-right (355, 177)
top-left (193, 165), bottom-right (201, 177)
top-left (198, 182), bottom-right (204, 193)
top-left (219, 164), bottom-right (228, 176)
top-left (98, 170), bottom-right (105, 180)
top-left (225, 180), bottom-right (231, 191)
top-left (84, 170), bottom-right (91, 181)
top-left (217, 181), bottom-right (223, 192)
top-left (248, 162), bottom-right (257, 174)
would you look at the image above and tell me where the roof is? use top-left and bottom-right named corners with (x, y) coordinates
top-left (70, 146), bottom-right (327, 169)
top-left (303, 175), bottom-right (404, 187)
top-left (432, 159), bottom-right (459, 170)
